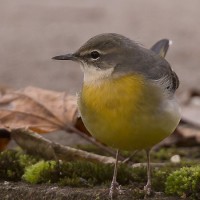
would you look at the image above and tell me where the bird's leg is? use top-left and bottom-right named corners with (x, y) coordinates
top-left (109, 149), bottom-right (121, 199)
top-left (144, 148), bottom-right (152, 196)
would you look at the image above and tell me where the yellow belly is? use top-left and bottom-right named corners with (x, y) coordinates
top-left (78, 74), bottom-right (180, 151)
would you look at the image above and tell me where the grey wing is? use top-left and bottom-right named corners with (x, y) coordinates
top-left (171, 70), bottom-right (179, 91)
top-left (150, 39), bottom-right (179, 92)
top-left (150, 39), bottom-right (170, 58)
top-left (146, 55), bottom-right (179, 94)
top-left (114, 40), bottom-right (179, 94)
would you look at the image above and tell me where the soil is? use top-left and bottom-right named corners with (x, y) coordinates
top-left (0, 181), bottom-right (182, 200)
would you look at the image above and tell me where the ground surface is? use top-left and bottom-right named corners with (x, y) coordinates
top-left (0, 182), bottom-right (182, 200)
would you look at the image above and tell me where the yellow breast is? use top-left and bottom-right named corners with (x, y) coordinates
top-left (78, 74), bottom-right (180, 150)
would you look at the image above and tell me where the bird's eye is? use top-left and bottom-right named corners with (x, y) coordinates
top-left (90, 51), bottom-right (100, 60)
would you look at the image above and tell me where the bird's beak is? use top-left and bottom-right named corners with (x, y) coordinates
top-left (52, 53), bottom-right (77, 61)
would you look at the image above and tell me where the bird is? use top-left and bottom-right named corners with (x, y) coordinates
top-left (52, 33), bottom-right (181, 198)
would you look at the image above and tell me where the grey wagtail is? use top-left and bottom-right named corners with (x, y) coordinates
top-left (52, 33), bottom-right (180, 198)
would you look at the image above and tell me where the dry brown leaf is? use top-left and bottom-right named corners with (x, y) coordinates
top-left (0, 86), bottom-right (78, 133)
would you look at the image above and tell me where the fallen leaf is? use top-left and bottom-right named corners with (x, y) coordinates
top-left (0, 86), bottom-right (78, 133)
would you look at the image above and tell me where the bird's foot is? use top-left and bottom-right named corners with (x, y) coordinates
top-left (144, 183), bottom-right (152, 197)
top-left (109, 181), bottom-right (122, 199)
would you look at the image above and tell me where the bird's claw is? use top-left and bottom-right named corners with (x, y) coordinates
top-left (109, 181), bottom-right (122, 199)
top-left (144, 183), bottom-right (152, 197)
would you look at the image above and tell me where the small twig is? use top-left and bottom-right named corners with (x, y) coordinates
top-left (122, 150), bottom-right (138, 164)
top-left (11, 128), bottom-right (117, 164)
top-left (67, 125), bottom-right (125, 160)
top-left (132, 162), bottom-right (166, 169)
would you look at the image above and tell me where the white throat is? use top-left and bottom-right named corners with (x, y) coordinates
top-left (81, 63), bottom-right (114, 84)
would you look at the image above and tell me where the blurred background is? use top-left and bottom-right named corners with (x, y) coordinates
top-left (0, 0), bottom-right (200, 146)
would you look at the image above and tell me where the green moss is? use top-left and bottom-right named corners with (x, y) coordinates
top-left (152, 161), bottom-right (200, 194)
top-left (0, 150), bottom-right (39, 181)
top-left (23, 160), bottom-right (58, 184)
top-left (152, 149), bottom-right (173, 161)
top-left (165, 165), bottom-right (200, 198)
top-left (2, 147), bottom-right (200, 199)
top-left (23, 160), bottom-right (147, 187)
top-left (59, 177), bottom-right (87, 187)
top-left (153, 147), bottom-right (200, 162)
top-left (152, 165), bottom-right (175, 192)
top-left (122, 148), bottom-right (183, 163)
